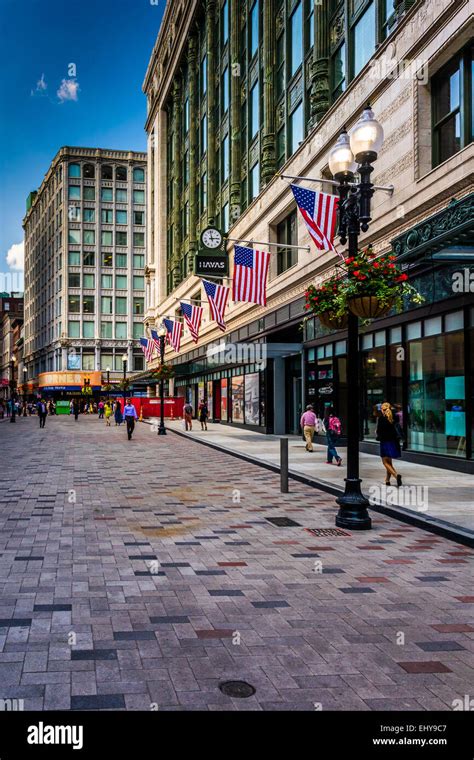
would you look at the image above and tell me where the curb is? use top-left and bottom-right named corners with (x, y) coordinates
top-left (143, 420), bottom-right (474, 548)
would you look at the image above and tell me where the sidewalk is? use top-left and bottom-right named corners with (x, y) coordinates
top-left (165, 420), bottom-right (474, 541)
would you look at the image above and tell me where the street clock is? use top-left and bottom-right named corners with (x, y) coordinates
top-left (201, 227), bottom-right (223, 250)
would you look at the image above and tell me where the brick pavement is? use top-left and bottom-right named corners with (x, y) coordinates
top-left (0, 416), bottom-right (473, 711)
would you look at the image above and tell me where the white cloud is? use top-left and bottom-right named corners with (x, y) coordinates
top-left (31, 73), bottom-right (48, 96)
top-left (57, 78), bottom-right (79, 103)
top-left (6, 241), bottom-right (24, 272)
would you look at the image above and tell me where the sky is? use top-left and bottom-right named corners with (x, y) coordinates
top-left (0, 0), bottom-right (166, 287)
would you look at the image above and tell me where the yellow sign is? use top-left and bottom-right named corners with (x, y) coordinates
top-left (39, 371), bottom-right (103, 388)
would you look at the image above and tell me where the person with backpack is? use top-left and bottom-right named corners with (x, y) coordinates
top-left (324, 408), bottom-right (342, 466)
top-left (198, 399), bottom-right (209, 431)
top-left (376, 401), bottom-right (403, 487)
top-left (183, 401), bottom-right (193, 431)
top-left (37, 399), bottom-right (47, 428)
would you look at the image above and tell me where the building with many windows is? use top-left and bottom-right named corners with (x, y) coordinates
top-left (23, 147), bottom-right (147, 399)
top-left (144, 0), bottom-right (474, 469)
top-left (0, 294), bottom-right (24, 404)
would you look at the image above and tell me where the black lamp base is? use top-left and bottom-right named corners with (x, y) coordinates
top-left (157, 424), bottom-right (167, 436)
top-left (335, 478), bottom-right (372, 530)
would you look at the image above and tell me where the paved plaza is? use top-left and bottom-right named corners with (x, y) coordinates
top-left (0, 415), bottom-right (473, 711)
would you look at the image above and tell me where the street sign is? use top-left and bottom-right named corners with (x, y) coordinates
top-left (195, 252), bottom-right (229, 277)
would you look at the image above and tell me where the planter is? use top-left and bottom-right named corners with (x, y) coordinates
top-left (347, 295), bottom-right (394, 319)
top-left (318, 311), bottom-right (349, 330)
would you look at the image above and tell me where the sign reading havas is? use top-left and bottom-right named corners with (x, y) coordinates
top-left (195, 252), bottom-right (228, 277)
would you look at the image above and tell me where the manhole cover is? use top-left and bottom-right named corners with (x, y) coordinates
top-left (219, 681), bottom-right (256, 698)
top-left (306, 528), bottom-right (351, 537)
top-left (266, 517), bottom-right (301, 527)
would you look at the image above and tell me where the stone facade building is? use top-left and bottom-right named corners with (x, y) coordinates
top-left (23, 147), bottom-right (147, 398)
top-left (144, 0), bottom-right (474, 469)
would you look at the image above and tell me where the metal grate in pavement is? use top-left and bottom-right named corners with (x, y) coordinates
top-left (266, 517), bottom-right (301, 527)
top-left (306, 528), bottom-right (351, 537)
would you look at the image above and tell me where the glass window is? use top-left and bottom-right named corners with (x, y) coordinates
top-left (222, 134), bottom-right (230, 182)
top-left (101, 187), bottom-right (113, 202)
top-left (353, 1), bottom-right (375, 77)
top-left (68, 295), bottom-right (80, 313)
top-left (276, 33), bottom-right (285, 101)
top-left (244, 373), bottom-right (260, 425)
top-left (249, 162), bottom-right (259, 201)
top-left (221, 0), bottom-right (229, 45)
top-left (102, 165), bottom-right (113, 180)
top-left (116, 275), bottom-right (127, 290)
top-left (335, 340), bottom-right (346, 355)
top-left (289, 102), bottom-right (304, 154)
top-left (116, 231), bottom-right (127, 246)
top-left (133, 254), bottom-right (145, 269)
top-left (116, 253), bottom-right (127, 268)
top-left (68, 273), bottom-right (80, 288)
top-left (116, 189), bottom-right (127, 203)
top-left (134, 355), bottom-right (144, 371)
top-left (101, 321), bottom-right (112, 339)
top-left (83, 296), bottom-right (94, 314)
top-left (101, 296), bottom-right (113, 314)
top-left (83, 186), bottom-right (95, 201)
top-left (432, 46), bottom-right (473, 167)
top-left (133, 275), bottom-right (145, 290)
top-left (184, 98), bottom-right (190, 134)
top-left (68, 320), bottom-right (80, 337)
top-left (445, 311), bottom-right (464, 332)
top-left (82, 353), bottom-right (95, 370)
top-left (83, 321), bottom-right (95, 338)
top-left (68, 251), bottom-right (80, 265)
top-left (231, 376), bottom-right (245, 422)
top-left (200, 172), bottom-right (208, 212)
top-left (374, 330), bottom-right (386, 347)
top-left (276, 209), bottom-right (298, 275)
top-left (134, 210), bottom-right (144, 226)
top-left (133, 167), bottom-right (145, 183)
top-left (83, 208), bottom-right (95, 222)
top-left (115, 322), bottom-right (127, 339)
top-left (201, 114), bottom-right (208, 155)
top-left (332, 43), bottom-right (346, 100)
top-left (68, 163), bottom-right (80, 178)
top-left (424, 316), bottom-right (442, 336)
top-left (362, 333), bottom-right (374, 350)
top-left (133, 297), bottom-right (144, 315)
top-left (101, 353), bottom-right (114, 370)
top-left (102, 209), bottom-right (113, 224)
top-left (289, 1), bottom-right (303, 78)
top-left (407, 321), bottom-right (422, 341)
top-left (201, 54), bottom-right (207, 96)
top-left (222, 202), bottom-right (229, 233)
top-left (116, 166), bottom-right (127, 181)
top-left (362, 346), bottom-right (386, 440)
top-left (102, 231), bottom-right (113, 246)
top-left (133, 322), bottom-right (143, 340)
top-left (83, 163), bottom-right (95, 179)
top-left (250, 83), bottom-right (259, 139)
top-left (83, 230), bottom-right (95, 245)
top-left (102, 253), bottom-right (113, 268)
top-left (116, 297), bottom-right (127, 314)
top-left (133, 232), bottom-right (145, 247)
top-left (390, 326), bottom-right (402, 344)
top-left (101, 274), bottom-right (113, 289)
top-left (68, 185), bottom-right (80, 200)
top-left (116, 210), bottom-right (127, 225)
top-left (134, 189), bottom-right (145, 204)
top-left (250, 0), bottom-right (259, 59)
top-left (83, 273), bottom-right (95, 289)
top-left (83, 250), bottom-right (94, 266)
top-left (222, 67), bottom-right (230, 114)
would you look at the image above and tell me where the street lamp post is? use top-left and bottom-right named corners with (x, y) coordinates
top-left (10, 356), bottom-right (16, 423)
top-left (328, 105), bottom-right (385, 531)
top-left (122, 354), bottom-right (128, 403)
top-left (23, 367), bottom-right (27, 416)
top-left (157, 325), bottom-right (167, 436)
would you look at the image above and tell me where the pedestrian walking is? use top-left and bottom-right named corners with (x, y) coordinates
top-left (324, 408), bottom-right (342, 466)
top-left (104, 400), bottom-right (113, 426)
top-left (124, 399), bottom-right (138, 440)
top-left (376, 401), bottom-right (403, 487)
top-left (300, 404), bottom-right (317, 452)
top-left (183, 401), bottom-right (193, 431)
top-left (198, 400), bottom-right (208, 431)
top-left (98, 400), bottom-right (105, 419)
top-left (37, 398), bottom-right (47, 428)
top-left (114, 399), bottom-right (123, 426)
top-left (69, 400), bottom-right (74, 415)
top-left (0, 401), bottom-right (4, 419)
top-left (73, 400), bottom-right (80, 421)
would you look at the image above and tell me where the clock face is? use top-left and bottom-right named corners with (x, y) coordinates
top-left (201, 228), bottom-right (223, 249)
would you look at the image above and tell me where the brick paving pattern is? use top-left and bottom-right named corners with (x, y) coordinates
top-left (0, 416), bottom-right (473, 711)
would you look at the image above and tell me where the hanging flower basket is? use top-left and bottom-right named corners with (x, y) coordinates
top-left (318, 311), bottom-right (349, 330)
top-left (150, 364), bottom-right (175, 382)
top-left (347, 295), bottom-right (394, 319)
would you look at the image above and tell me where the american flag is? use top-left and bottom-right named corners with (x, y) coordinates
top-left (139, 337), bottom-right (154, 363)
top-left (150, 329), bottom-right (161, 353)
top-left (181, 301), bottom-right (203, 343)
top-left (163, 318), bottom-right (183, 353)
top-left (291, 184), bottom-right (340, 255)
top-left (232, 246), bottom-right (270, 306)
top-left (203, 279), bottom-right (229, 332)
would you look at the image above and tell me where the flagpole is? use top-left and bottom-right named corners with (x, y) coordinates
top-left (225, 237), bottom-right (310, 251)
top-left (279, 173), bottom-right (394, 194)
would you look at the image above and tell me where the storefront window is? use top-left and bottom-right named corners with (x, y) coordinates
top-left (408, 331), bottom-right (465, 456)
top-left (207, 381), bottom-right (213, 419)
top-left (221, 378), bottom-right (228, 421)
top-left (244, 373), bottom-right (260, 425)
top-left (362, 347), bottom-right (387, 440)
top-left (231, 376), bottom-right (244, 423)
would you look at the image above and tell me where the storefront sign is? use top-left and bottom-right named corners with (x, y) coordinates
top-left (195, 253), bottom-right (229, 277)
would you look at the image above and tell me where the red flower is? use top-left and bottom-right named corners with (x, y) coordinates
top-left (388, 264), bottom-right (395, 269)
top-left (373, 262), bottom-right (379, 268)
top-left (353, 270), bottom-right (360, 277)
top-left (345, 256), bottom-right (355, 265)
top-left (396, 273), bottom-right (408, 282)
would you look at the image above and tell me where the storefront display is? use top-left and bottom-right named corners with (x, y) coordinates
top-left (244, 373), bottom-right (259, 425)
top-left (231, 376), bottom-right (244, 423)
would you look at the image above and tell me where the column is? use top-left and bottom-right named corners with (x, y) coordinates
top-left (171, 80), bottom-right (182, 288)
top-left (261, 0), bottom-right (276, 185)
top-left (188, 35), bottom-right (198, 273)
top-left (206, 0), bottom-right (217, 226)
top-left (309, 0), bottom-right (330, 128)
top-left (229, 0), bottom-right (242, 221)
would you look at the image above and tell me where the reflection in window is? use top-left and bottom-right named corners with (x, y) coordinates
top-left (289, 1), bottom-right (302, 78)
top-left (353, 1), bottom-right (375, 77)
top-left (102, 164), bottom-right (113, 180)
top-left (432, 46), bottom-right (473, 167)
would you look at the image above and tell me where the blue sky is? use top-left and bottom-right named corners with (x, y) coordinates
top-left (0, 0), bottom-right (165, 283)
